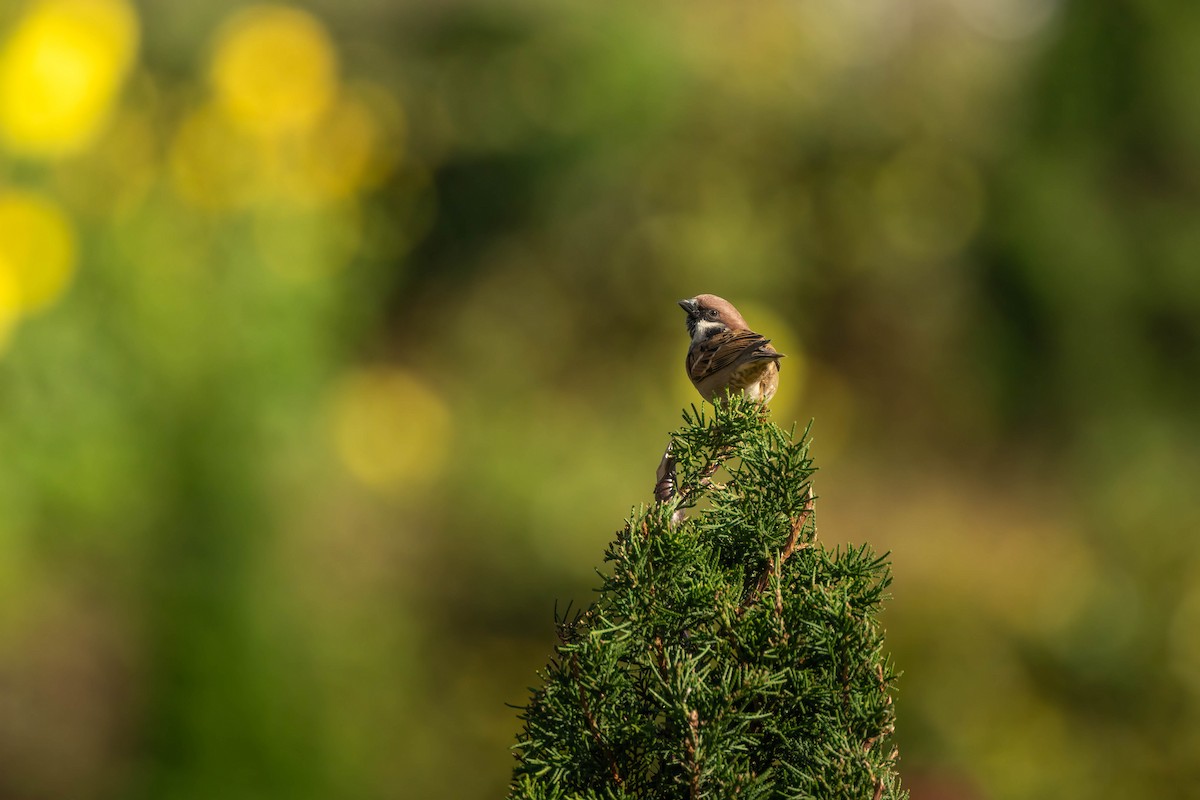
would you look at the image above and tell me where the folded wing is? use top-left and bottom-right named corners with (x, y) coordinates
top-left (686, 329), bottom-right (783, 397)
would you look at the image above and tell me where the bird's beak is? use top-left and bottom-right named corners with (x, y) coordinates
top-left (678, 298), bottom-right (698, 316)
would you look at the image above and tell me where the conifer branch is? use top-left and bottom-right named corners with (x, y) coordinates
top-left (569, 651), bottom-right (623, 789)
top-left (511, 397), bottom-right (906, 799)
top-left (741, 486), bottom-right (816, 614)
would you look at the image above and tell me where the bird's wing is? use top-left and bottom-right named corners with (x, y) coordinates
top-left (686, 329), bottom-right (782, 383)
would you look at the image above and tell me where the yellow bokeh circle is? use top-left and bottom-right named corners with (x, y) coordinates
top-left (329, 368), bottom-right (452, 493)
top-left (210, 4), bottom-right (338, 138)
top-left (295, 93), bottom-right (385, 201)
top-left (0, 190), bottom-right (78, 314)
top-left (0, 0), bottom-right (139, 157)
top-left (168, 102), bottom-right (257, 210)
top-left (0, 266), bottom-right (20, 353)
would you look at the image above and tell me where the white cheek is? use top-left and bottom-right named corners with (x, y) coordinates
top-left (692, 319), bottom-right (725, 342)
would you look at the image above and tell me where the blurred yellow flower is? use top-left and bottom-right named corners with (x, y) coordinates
top-left (170, 91), bottom-right (394, 211)
top-left (0, 0), bottom-right (138, 158)
top-left (210, 4), bottom-right (338, 139)
top-left (0, 265), bottom-right (20, 352)
top-left (0, 190), bottom-right (77, 315)
top-left (253, 91), bottom-right (390, 206)
top-left (295, 91), bottom-right (389, 200)
top-left (329, 368), bottom-right (452, 494)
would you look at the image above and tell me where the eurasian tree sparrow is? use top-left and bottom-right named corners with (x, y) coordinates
top-left (678, 294), bottom-right (783, 404)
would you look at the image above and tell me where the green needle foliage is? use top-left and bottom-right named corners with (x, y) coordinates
top-left (510, 397), bottom-right (906, 800)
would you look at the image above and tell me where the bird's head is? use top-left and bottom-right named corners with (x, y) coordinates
top-left (678, 294), bottom-right (747, 341)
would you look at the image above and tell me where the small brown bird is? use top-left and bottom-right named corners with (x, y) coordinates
top-left (678, 294), bottom-right (783, 404)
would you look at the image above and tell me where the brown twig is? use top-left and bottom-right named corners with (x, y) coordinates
top-left (685, 708), bottom-right (701, 799)
top-left (680, 443), bottom-right (737, 505)
top-left (739, 487), bottom-right (816, 614)
top-left (652, 635), bottom-right (668, 675)
top-left (862, 664), bottom-right (897, 751)
top-left (570, 652), bottom-right (623, 788)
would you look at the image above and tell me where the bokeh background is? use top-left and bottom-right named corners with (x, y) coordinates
top-left (1, 0), bottom-right (1198, 798)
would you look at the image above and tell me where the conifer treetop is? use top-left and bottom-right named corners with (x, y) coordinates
top-left (511, 396), bottom-right (906, 800)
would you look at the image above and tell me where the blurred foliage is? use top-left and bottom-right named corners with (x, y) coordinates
top-left (0, 1), bottom-right (1197, 799)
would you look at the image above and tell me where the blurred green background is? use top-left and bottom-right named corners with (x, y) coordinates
top-left (1, 0), bottom-right (1198, 798)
